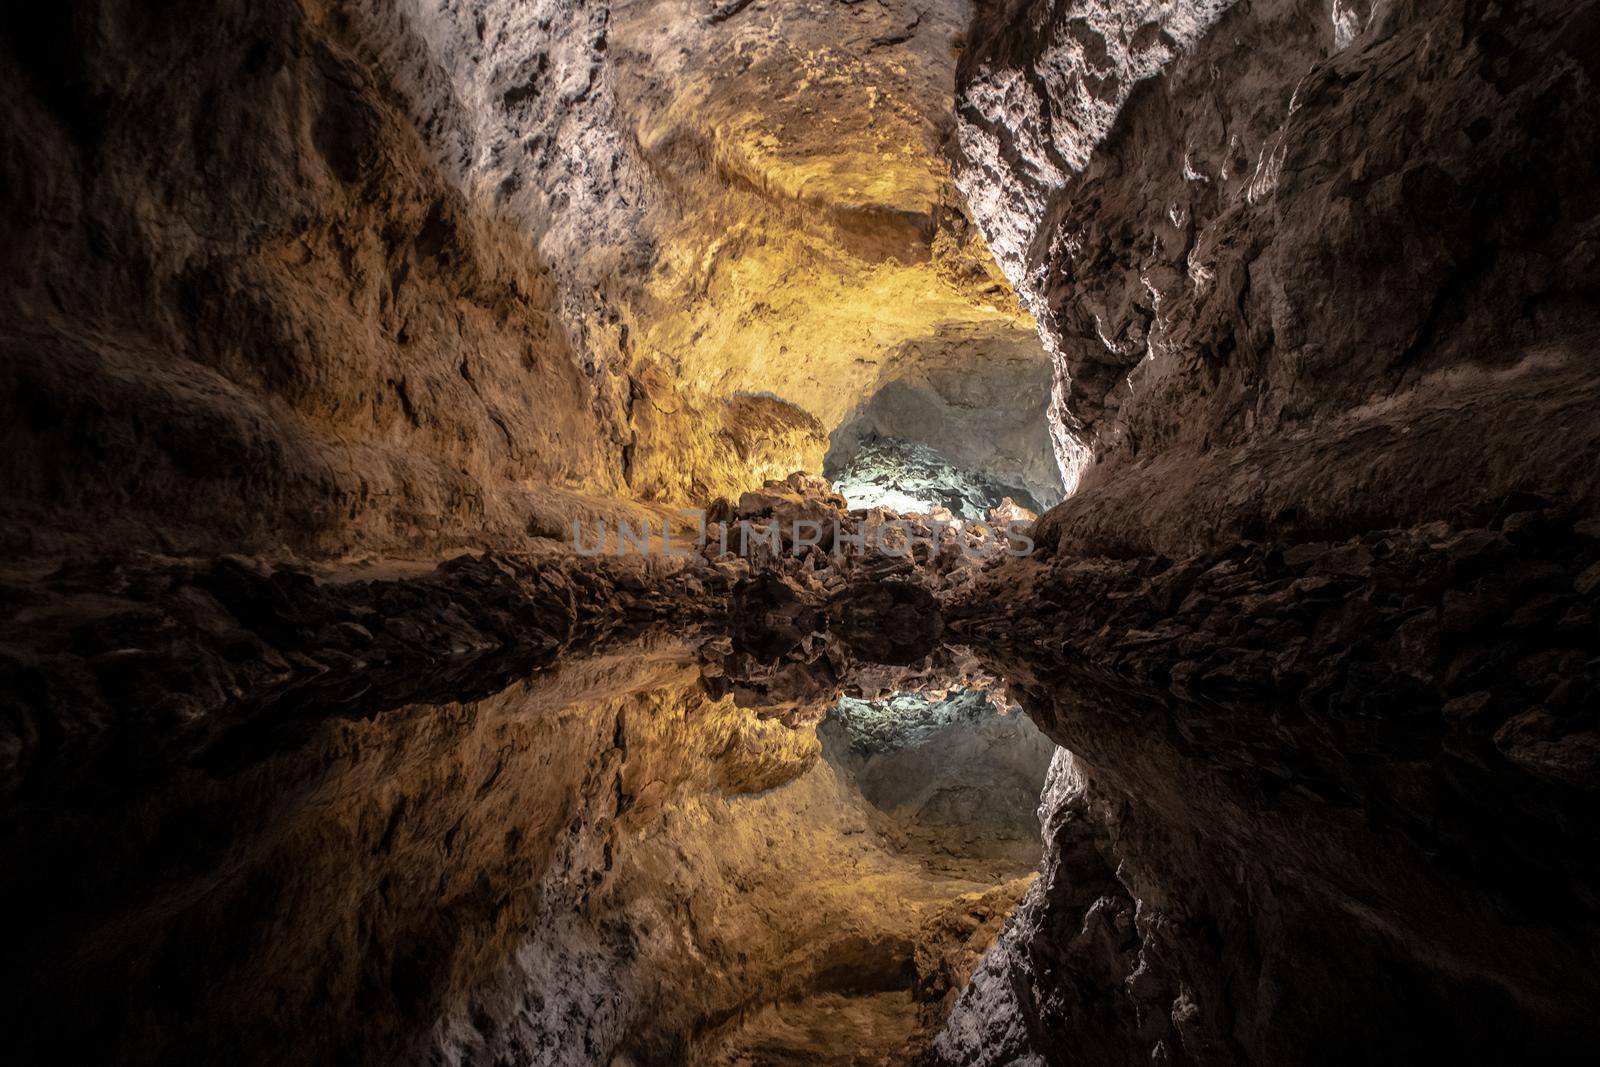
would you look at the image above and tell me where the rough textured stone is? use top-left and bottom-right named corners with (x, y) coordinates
top-left (0, 0), bottom-right (1058, 559)
top-left (4, 0), bottom-right (1600, 1064)
top-left (355, 0), bottom-right (1064, 520)
top-left (958, 0), bottom-right (1600, 552)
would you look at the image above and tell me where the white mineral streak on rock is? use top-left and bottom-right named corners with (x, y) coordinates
top-left (1331, 0), bottom-right (1369, 50)
top-left (1245, 135), bottom-right (1288, 204)
top-left (1049, 364), bottom-right (1095, 495)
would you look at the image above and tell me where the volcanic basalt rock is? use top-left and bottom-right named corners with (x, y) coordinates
top-left (0, 547), bottom-right (736, 795)
top-left (3, 0), bottom-right (1600, 1064)
top-left (958, 0), bottom-right (1600, 551)
top-left (364, 0), bottom-right (1064, 519)
top-left (917, 2), bottom-right (1600, 1056)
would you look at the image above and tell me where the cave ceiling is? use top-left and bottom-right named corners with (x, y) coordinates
top-left (406, 0), bottom-right (1061, 503)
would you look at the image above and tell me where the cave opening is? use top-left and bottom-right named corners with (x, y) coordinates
top-left (828, 435), bottom-right (1045, 519)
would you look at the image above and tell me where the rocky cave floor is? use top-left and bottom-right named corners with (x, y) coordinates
top-left (3, 475), bottom-right (1599, 1064)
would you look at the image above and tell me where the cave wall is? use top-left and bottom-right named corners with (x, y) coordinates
top-left (445, 0), bottom-right (1064, 506)
top-left (928, 1), bottom-right (1600, 1062)
top-left (0, 0), bottom-right (615, 558)
top-left (0, 0), bottom-right (1065, 560)
top-left (825, 326), bottom-right (1062, 511)
top-left (957, 0), bottom-right (1600, 554)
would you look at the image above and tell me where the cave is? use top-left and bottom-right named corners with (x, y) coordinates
top-left (2, 0), bottom-right (1599, 1064)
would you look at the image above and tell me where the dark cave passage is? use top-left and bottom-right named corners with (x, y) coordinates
top-left (4, 0), bottom-right (1600, 1065)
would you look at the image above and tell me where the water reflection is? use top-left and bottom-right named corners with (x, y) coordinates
top-left (0, 632), bottom-right (1053, 1066)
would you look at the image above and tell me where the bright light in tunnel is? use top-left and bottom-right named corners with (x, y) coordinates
top-left (829, 689), bottom-right (1017, 755)
top-left (829, 436), bottom-right (1042, 520)
top-left (831, 481), bottom-right (943, 516)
